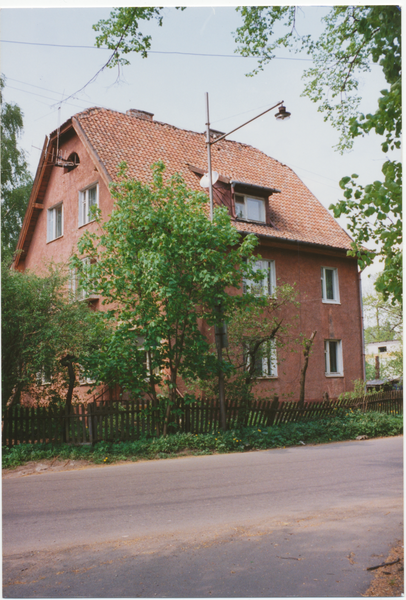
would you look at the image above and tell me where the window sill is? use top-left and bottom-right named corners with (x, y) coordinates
top-left (235, 217), bottom-right (267, 225)
top-left (78, 295), bottom-right (99, 302)
top-left (255, 376), bottom-right (278, 380)
top-left (322, 299), bottom-right (341, 305)
top-left (46, 235), bottom-right (63, 244)
top-left (78, 219), bottom-right (96, 230)
top-left (325, 373), bottom-right (344, 378)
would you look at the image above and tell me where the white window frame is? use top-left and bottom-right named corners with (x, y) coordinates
top-left (47, 203), bottom-right (63, 242)
top-left (235, 194), bottom-right (266, 223)
top-left (69, 258), bottom-right (98, 301)
top-left (324, 339), bottom-right (343, 376)
top-left (78, 367), bottom-right (95, 386)
top-left (321, 267), bottom-right (340, 303)
top-left (137, 338), bottom-right (160, 380)
top-left (246, 339), bottom-right (278, 379)
top-left (79, 182), bottom-right (99, 227)
top-left (243, 259), bottom-right (276, 296)
top-left (36, 369), bottom-right (51, 386)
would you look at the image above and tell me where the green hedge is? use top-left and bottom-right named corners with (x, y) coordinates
top-left (2, 410), bottom-right (403, 469)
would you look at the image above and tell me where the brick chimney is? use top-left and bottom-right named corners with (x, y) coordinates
top-left (126, 109), bottom-right (154, 121)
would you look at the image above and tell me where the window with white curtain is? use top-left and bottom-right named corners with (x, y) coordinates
top-left (246, 339), bottom-right (278, 378)
top-left (243, 260), bottom-right (276, 296)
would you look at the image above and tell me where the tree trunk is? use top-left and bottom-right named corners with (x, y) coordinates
top-left (163, 377), bottom-right (177, 437)
top-left (298, 331), bottom-right (317, 407)
top-left (60, 354), bottom-right (76, 443)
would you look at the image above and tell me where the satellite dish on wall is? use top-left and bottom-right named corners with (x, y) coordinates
top-left (200, 171), bottom-right (219, 188)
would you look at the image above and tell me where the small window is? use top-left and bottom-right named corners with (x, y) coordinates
top-left (325, 340), bottom-right (343, 376)
top-left (137, 338), bottom-right (160, 380)
top-left (78, 366), bottom-right (95, 386)
top-left (321, 267), bottom-right (340, 303)
top-left (243, 260), bottom-right (276, 296)
top-left (378, 346), bottom-right (387, 353)
top-left (36, 368), bottom-right (51, 386)
top-left (47, 204), bottom-right (63, 242)
top-left (79, 183), bottom-right (98, 227)
top-left (235, 194), bottom-right (266, 223)
top-left (246, 339), bottom-right (278, 378)
top-left (69, 258), bottom-right (98, 301)
top-left (65, 152), bottom-right (80, 173)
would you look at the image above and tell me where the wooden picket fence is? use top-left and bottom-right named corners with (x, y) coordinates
top-left (2, 389), bottom-right (403, 447)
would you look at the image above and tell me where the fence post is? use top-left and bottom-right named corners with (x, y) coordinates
top-left (266, 395), bottom-right (279, 427)
top-left (88, 403), bottom-right (94, 445)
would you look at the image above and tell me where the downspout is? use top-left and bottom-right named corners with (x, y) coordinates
top-left (358, 268), bottom-right (366, 386)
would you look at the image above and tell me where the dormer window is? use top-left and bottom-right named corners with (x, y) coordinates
top-left (235, 194), bottom-right (266, 223)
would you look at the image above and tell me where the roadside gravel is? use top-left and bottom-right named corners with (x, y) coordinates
top-left (364, 539), bottom-right (404, 597)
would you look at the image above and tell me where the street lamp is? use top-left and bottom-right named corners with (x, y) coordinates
top-left (203, 93), bottom-right (291, 431)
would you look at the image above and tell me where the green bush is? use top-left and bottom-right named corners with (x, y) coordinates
top-left (2, 410), bottom-right (402, 469)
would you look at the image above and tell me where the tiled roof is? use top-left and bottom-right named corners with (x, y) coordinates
top-left (74, 107), bottom-right (353, 251)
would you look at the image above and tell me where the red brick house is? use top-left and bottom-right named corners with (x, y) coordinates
top-left (14, 107), bottom-right (364, 401)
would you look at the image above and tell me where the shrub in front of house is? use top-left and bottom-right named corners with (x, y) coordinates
top-left (2, 410), bottom-right (402, 469)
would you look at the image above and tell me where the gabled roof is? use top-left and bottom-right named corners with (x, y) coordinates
top-left (73, 107), bottom-right (353, 250)
top-left (15, 107), bottom-right (354, 267)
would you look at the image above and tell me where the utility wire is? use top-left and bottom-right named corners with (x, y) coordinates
top-left (1, 38), bottom-right (313, 61)
top-left (5, 85), bottom-right (91, 111)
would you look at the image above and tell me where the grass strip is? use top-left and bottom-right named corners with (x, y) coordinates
top-left (2, 410), bottom-right (403, 469)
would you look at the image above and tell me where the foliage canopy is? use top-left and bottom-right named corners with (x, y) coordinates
top-left (1, 262), bottom-right (98, 411)
top-left (92, 5), bottom-right (402, 304)
top-left (1, 76), bottom-right (33, 256)
top-left (73, 162), bottom-right (267, 431)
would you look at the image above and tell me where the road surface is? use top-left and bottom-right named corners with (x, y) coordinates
top-left (3, 436), bottom-right (403, 597)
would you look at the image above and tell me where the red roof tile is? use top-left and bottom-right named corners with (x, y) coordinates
top-left (74, 107), bottom-right (353, 251)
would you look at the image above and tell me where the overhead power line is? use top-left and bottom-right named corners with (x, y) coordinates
top-left (1, 38), bottom-right (313, 61)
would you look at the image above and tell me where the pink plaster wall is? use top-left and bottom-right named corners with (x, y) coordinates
top-left (24, 134), bottom-right (111, 279)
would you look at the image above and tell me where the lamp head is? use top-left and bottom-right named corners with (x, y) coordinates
top-left (275, 105), bottom-right (291, 121)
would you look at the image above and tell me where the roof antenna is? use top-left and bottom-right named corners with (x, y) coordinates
top-left (56, 106), bottom-right (61, 164)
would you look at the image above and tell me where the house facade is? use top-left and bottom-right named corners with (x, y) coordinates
top-left (14, 107), bottom-right (364, 401)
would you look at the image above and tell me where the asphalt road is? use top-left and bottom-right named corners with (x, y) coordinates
top-left (3, 436), bottom-right (403, 597)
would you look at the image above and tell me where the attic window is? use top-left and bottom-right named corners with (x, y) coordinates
top-left (64, 152), bottom-right (80, 173)
top-left (235, 194), bottom-right (266, 223)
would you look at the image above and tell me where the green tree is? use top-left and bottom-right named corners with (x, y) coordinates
top-left (1, 76), bottom-right (33, 256)
top-left (363, 288), bottom-right (402, 382)
top-left (187, 285), bottom-right (300, 426)
top-left (92, 7), bottom-right (401, 304)
top-left (363, 290), bottom-right (402, 344)
top-left (234, 6), bottom-right (401, 304)
top-left (72, 162), bottom-right (265, 433)
top-left (1, 261), bottom-right (99, 412)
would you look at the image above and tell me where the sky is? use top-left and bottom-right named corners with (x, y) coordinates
top-left (1, 4), bottom-right (396, 292)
